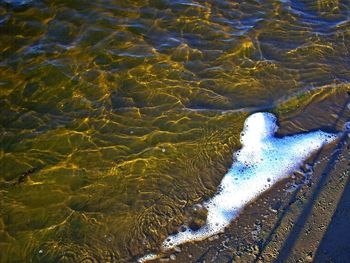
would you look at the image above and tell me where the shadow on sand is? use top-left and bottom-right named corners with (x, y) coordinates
top-left (272, 94), bottom-right (350, 263)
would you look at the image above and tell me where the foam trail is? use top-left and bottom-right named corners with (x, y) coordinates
top-left (139, 112), bottom-right (339, 261)
top-left (161, 112), bottom-right (338, 250)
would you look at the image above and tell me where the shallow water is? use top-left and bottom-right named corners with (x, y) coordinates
top-left (0, 0), bottom-right (350, 262)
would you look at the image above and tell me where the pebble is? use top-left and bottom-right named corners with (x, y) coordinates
top-left (305, 255), bottom-right (313, 262)
top-left (174, 246), bottom-right (181, 252)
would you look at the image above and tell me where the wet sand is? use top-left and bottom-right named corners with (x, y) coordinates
top-left (144, 90), bottom-right (350, 263)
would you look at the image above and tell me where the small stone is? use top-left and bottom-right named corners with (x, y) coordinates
top-left (174, 246), bottom-right (181, 252)
top-left (305, 255), bottom-right (312, 262)
top-left (344, 122), bottom-right (350, 131)
top-left (305, 252), bottom-right (313, 262)
top-left (170, 254), bottom-right (176, 260)
top-left (269, 207), bottom-right (278, 213)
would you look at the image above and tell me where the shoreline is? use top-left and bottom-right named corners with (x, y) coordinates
top-left (140, 91), bottom-right (350, 263)
top-left (142, 130), bottom-right (349, 262)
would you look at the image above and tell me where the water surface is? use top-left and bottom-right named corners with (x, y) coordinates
top-left (0, 0), bottom-right (350, 262)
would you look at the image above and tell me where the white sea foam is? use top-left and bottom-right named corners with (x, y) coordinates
top-left (161, 112), bottom-right (338, 250)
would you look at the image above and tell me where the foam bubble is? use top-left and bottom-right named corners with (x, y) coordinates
top-left (161, 112), bottom-right (338, 250)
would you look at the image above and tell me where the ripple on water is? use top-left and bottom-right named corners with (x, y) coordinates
top-left (1, 0), bottom-right (350, 262)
